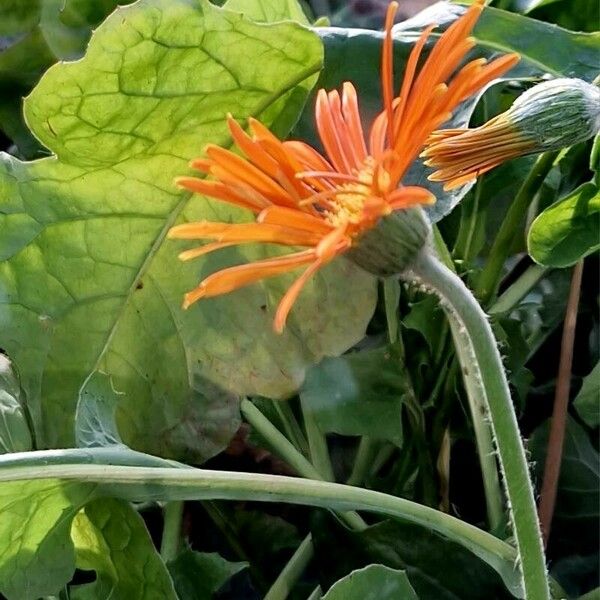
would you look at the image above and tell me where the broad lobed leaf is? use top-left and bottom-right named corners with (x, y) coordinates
top-left (0, 0), bottom-right (377, 459)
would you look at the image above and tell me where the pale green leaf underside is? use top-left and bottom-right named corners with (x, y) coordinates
top-left (0, 0), bottom-right (377, 456)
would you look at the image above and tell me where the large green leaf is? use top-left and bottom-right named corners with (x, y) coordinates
top-left (0, 355), bottom-right (32, 453)
top-left (300, 344), bottom-right (410, 446)
top-left (312, 516), bottom-right (514, 600)
top-left (322, 564), bottom-right (418, 600)
top-left (70, 498), bottom-right (176, 599)
top-left (527, 182), bottom-right (600, 267)
top-left (0, 0), bottom-right (378, 458)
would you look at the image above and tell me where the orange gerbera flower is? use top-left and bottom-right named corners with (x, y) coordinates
top-left (169, 0), bottom-right (519, 333)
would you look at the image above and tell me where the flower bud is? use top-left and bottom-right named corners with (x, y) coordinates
top-left (423, 78), bottom-right (600, 190)
top-left (347, 207), bottom-right (431, 276)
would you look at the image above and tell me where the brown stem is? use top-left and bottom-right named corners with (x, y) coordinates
top-left (538, 260), bottom-right (584, 547)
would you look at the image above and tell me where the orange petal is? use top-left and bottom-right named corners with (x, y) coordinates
top-left (388, 186), bottom-right (435, 209)
top-left (257, 205), bottom-right (334, 235)
top-left (178, 241), bottom-right (238, 261)
top-left (315, 89), bottom-right (353, 173)
top-left (182, 250), bottom-right (317, 308)
top-left (382, 1), bottom-right (399, 147)
top-left (169, 221), bottom-right (322, 246)
top-left (273, 259), bottom-right (324, 334)
top-left (341, 83), bottom-right (368, 161)
top-left (175, 176), bottom-right (266, 212)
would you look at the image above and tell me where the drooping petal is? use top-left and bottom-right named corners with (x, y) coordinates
top-left (273, 259), bottom-right (324, 333)
top-left (168, 221), bottom-right (323, 246)
top-left (175, 177), bottom-right (268, 212)
top-left (182, 249), bottom-right (317, 308)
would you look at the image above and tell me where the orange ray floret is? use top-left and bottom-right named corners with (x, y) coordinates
top-left (171, 0), bottom-right (519, 333)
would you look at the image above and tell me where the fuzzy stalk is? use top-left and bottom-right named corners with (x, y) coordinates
top-left (408, 250), bottom-right (549, 600)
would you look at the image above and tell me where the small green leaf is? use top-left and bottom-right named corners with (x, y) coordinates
top-left (300, 345), bottom-right (410, 446)
top-left (70, 498), bottom-right (176, 599)
top-left (75, 372), bottom-right (124, 448)
top-left (167, 549), bottom-right (247, 600)
top-left (573, 362), bottom-right (600, 428)
top-left (322, 564), bottom-right (418, 600)
top-left (0, 355), bottom-right (32, 453)
top-left (528, 182), bottom-right (600, 267)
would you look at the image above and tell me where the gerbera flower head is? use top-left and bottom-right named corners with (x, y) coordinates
top-left (423, 77), bottom-right (600, 190)
top-left (169, 0), bottom-right (519, 333)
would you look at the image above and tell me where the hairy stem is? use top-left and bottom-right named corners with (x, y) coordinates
top-left (409, 250), bottom-right (549, 600)
top-left (538, 260), bottom-right (584, 546)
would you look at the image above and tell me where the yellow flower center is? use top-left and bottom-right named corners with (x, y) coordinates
top-left (325, 158), bottom-right (376, 227)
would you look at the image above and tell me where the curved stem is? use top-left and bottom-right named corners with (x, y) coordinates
top-left (0, 460), bottom-right (521, 596)
top-left (476, 151), bottom-right (558, 305)
top-left (538, 260), bottom-right (584, 546)
top-left (409, 250), bottom-right (549, 600)
top-left (160, 501), bottom-right (184, 562)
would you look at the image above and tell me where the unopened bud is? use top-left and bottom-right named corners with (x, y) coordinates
top-left (423, 78), bottom-right (600, 190)
top-left (347, 207), bottom-right (431, 276)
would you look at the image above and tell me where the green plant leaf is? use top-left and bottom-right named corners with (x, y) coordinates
top-left (0, 355), bottom-right (32, 453)
top-left (574, 362), bottom-right (600, 429)
top-left (0, 478), bottom-right (96, 600)
top-left (322, 564), bottom-right (418, 600)
top-left (75, 371), bottom-right (124, 448)
top-left (300, 344), bottom-right (410, 446)
top-left (167, 549), bottom-right (247, 600)
top-left (70, 497), bottom-right (177, 599)
top-left (528, 181), bottom-right (600, 267)
top-left (0, 0), bottom-right (378, 460)
top-left (312, 516), bottom-right (514, 600)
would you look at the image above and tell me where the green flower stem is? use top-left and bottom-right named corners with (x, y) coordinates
top-left (301, 399), bottom-right (335, 483)
top-left (446, 314), bottom-right (505, 533)
top-left (489, 264), bottom-right (549, 315)
top-left (240, 399), bottom-right (365, 531)
top-left (0, 460), bottom-right (521, 596)
top-left (160, 501), bottom-right (184, 562)
top-left (264, 534), bottom-right (314, 600)
top-left (410, 250), bottom-right (549, 600)
top-left (346, 436), bottom-right (376, 487)
top-left (476, 151), bottom-right (559, 305)
top-left (432, 224), bottom-right (504, 527)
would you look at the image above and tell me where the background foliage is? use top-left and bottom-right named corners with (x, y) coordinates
top-left (0, 0), bottom-right (598, 598)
